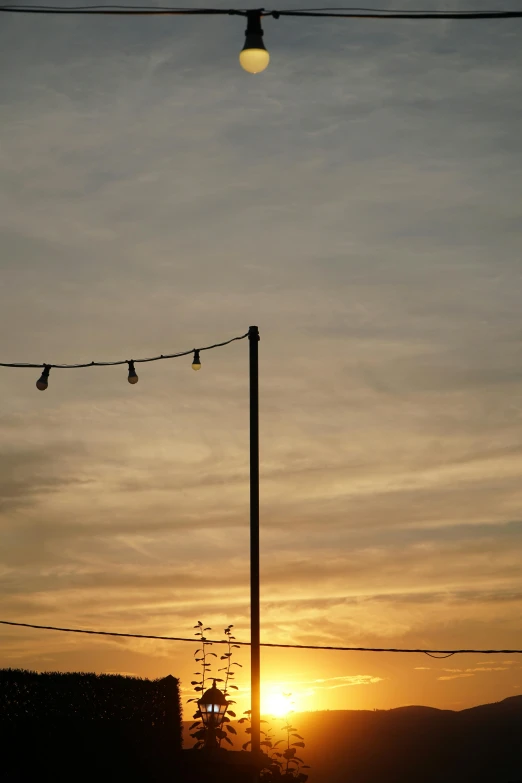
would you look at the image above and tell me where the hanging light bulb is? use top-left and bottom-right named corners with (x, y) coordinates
top-left (36, 365), bottom-right (51, 391)
top-left (192, 350), bottom-right (201, 371)
top-left (127, 360), bottom-right (139, 384)
top-left (239, 11), bottom-right (270, 74)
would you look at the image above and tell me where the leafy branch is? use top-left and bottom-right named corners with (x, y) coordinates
top-left (217, 624), bottom-right (242, 747)
top-left (186, 620), bottom-right (218, 749)
top-left (239, 698), bottom-right (310, 781)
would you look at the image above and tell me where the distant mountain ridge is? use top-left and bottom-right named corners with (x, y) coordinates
top-left (184, 696), bottom-right (522, 782)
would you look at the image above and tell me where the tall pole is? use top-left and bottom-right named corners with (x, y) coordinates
top-left (248, 325), bottom-right (261, 769)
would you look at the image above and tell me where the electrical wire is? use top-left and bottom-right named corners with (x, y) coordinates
top-left (0, 331), bottom-right (248, 370)
top-left (0, 4), bottom-right (521, 17)
top-left (2, 620), bottom-right (521, 657)
top-left (0, 5), bottom-right (246, 14)
top-left (272, 9), bottom-right (522, 19)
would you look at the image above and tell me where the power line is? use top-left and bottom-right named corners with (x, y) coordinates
top-left (2, 620), bottom-right (521, 657)
top-left (0, 331), bottom-right (248, 389)
top-left (2, 5), bottom-right (520, 76)
top-left (0, 4), bottom-right (521, 18)
top-left (0, 331), bottom-right (248, 369)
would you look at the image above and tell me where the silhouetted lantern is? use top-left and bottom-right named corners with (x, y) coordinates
top-left (198, 679), bottom-right (228, 731)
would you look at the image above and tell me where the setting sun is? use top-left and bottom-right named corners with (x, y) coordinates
top-left (261, 691), bottom-right (293, 718)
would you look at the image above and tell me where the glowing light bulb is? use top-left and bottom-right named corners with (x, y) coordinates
top-left (240, 11), bottom-right (270, 74)
top-left (36, 365), bottom-right (50, 391)
top-left (127, 361), bottom-right (139, 384)
top-left (192, 350), bottom-right (201, 371)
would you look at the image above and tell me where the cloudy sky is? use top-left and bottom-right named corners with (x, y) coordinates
top-left (1, 0), bottom-right (521, 716)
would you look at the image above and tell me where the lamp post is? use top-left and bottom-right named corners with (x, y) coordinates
top-left (248, 325), bottom-right (260, 770)
top-left (198, 679), bottom-right (229, 750)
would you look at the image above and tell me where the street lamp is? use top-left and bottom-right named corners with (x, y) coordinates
top-left (198, 679), bottom-right (229, 749)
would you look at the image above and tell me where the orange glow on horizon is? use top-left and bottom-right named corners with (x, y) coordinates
top-left (261, 689), bottom-right (294, 718)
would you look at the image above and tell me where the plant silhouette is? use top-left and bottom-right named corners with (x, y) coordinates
top-left (186, 621), bottom-right (241, 749)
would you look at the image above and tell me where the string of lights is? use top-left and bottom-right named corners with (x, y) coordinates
top-left (0, 331), bottom-right (248, 390)
top-left (1, 5), bottom-right (521, 73)
top-left (2, 620), bottom-right (522, 658)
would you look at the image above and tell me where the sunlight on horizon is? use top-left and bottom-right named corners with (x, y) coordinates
top-left (261, 689), bottom-right (295, 718)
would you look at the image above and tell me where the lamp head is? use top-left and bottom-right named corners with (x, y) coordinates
top-left (36, 365), bottom-right (51, 391)
top-left (127, 361), bottom-right (139, 384)
top-left (240, 11), bottom-right (270, 74)
top-left (192, 350), bottom-right (201, 371)
top-left (197, 679), bottom-right (228, 729)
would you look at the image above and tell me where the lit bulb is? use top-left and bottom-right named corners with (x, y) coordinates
top-left (240, 12), bottom-right (270, 74)
top-left (36, 365), bottom-right (50, 391)
top-left (127, 361), bottom-right (139, 384)
top-left (192, 350), bottom-right (201, 371)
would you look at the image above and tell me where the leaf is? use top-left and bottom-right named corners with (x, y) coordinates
top-left (203, 627), bottom-right (212, 630)
top-left (189, 722), bottom-right (201, 730)
top-left (223, 735), bottom-right (233, 746)
top-left (232, 662), bottom-right (243, 667)
top-left (194, 687), bottom-right (202, 692)
top-left (273, 740), bottom-right (283, 748)
top-left (232, 644), bottom-right (241, 649)
top-left (226, 724), bottom-right (237, 734)
top-left (227, 710), bottom-right (236, 717)
top-left (190, 681), bottom-right (200, 686)
top-left (245, 728), bottom-right (251, 734)
top-left (186, 698), bottom-right (195, 703)
top-left (283, 748), bottom-right (296, 760)
top-left (242, 741), bottom-right (251, 751)
top-left (229, 685), bottom-right (239, 690)
top-left (291, 734), bottom-right (304, 740)
top-left (260, 740), bottom-right (272, 748)
top-left (208, 652), bottom-right (218, 657)
top-left (238, 718), bottom-right (247, 724)
top-left (292, 742), bottom-right (305, 748)
top-left (243, 710), bottom-right (251, 715)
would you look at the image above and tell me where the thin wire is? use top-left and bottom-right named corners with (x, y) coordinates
top-left (272, 9), bottom-right (522, 19)
top-left (0, 4), bottom-right (246, 13)
top-left (0, 331), bottom-right (248, 370)
top-left (1, 620), bottom-right (521, 656)
top-left (286, 6), bottom-right (511, 12)
top-left (0, 4), bottom-right (521, 17)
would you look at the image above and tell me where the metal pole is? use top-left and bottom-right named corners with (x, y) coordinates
top-left (248, 325), bottom-right (261, 771)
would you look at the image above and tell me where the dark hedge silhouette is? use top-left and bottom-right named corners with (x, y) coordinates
top-left (1, 668), bottom-right (182, 781)
top-left (0, 668), bottom-right (181, 726)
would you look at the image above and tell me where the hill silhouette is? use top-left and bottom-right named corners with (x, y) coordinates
top-left (184, 695), bottom-right (522, 782)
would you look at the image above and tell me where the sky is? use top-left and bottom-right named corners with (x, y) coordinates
top-left (1, 0), bottom-right (522, 718)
